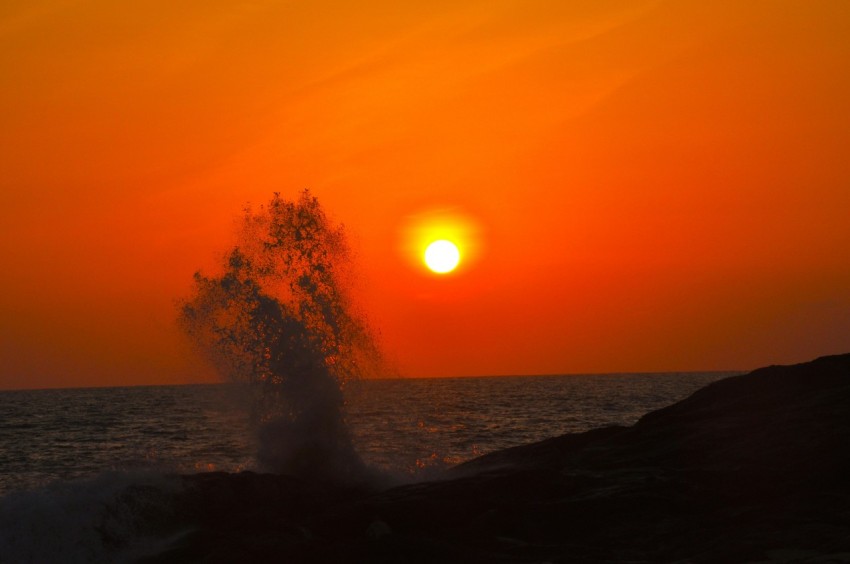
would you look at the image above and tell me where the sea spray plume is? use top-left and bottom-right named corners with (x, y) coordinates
top-left (180, 190), bottom-right (381, 482)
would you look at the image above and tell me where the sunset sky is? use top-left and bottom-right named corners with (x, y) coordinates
top-left (2, 1), bottom-right (849, 389)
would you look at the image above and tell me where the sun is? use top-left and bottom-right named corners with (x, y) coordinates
top-left (424, 240), bottom-right (461, 274)
top-left (400, 208), bottom-right (480, 275)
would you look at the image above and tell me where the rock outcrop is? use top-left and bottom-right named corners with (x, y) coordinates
top-left (142, 354), bottom-right (850, 563)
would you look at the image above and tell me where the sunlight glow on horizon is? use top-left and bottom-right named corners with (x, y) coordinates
top-left (1, 0), bottom-right (849, 387)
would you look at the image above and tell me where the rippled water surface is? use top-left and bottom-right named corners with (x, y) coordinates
top-left (0, 373), bottom-right (733, 494)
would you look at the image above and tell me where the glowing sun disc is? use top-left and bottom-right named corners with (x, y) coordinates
top-left (424, 240), bottom-right (461, 273)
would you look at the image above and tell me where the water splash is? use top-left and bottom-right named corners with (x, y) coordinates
top-left (180, 190), bottom-right (382, 483)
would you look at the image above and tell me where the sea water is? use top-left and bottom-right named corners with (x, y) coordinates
top-left (0, 372), bottom-right (732, 496)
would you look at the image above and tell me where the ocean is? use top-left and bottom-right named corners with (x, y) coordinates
top-left (0, 372), bottom-right (733, 497)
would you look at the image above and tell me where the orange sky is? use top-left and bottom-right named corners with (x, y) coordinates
top-left (2, 0), bottom-right (849, 389)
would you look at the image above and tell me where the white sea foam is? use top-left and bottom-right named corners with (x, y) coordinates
top-left (0, 470), bottom-right (184, 563)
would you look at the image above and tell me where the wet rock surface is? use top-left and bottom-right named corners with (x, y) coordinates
top-left (140, 354), bottom-right (850, 563)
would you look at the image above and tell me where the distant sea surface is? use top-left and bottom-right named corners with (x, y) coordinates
top-left (0, 373), bottom-right (734, 495)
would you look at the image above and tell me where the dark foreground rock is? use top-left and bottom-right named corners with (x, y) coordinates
top-left (139, 354), bottom-right (850, 563)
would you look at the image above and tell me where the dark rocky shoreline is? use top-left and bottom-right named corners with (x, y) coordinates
top-left (138, 354), bottom-right (850, 563)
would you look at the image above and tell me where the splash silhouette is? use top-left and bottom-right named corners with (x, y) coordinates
top-left (180, 190), bottom-right (381, 482)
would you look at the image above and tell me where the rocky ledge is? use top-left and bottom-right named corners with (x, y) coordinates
top-left (140, 354), bottom-right (850, 563)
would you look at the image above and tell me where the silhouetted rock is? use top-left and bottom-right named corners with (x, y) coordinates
top-left (140, 354), bottom-right (850, 563)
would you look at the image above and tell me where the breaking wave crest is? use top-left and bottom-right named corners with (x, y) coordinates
top-left (180, 190), bottom-right (383, 483)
